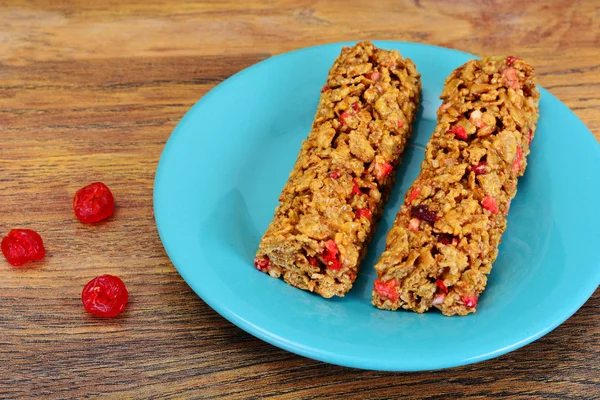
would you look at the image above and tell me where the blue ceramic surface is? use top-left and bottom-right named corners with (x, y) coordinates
top-left (154, 41), bottom-right (600, 371)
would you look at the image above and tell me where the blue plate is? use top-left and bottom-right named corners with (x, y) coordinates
top-left (154, 41), bottom-right (600, 371)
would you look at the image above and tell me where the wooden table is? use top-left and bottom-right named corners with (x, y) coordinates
top-left (2, 1), bottom-right (598, 398)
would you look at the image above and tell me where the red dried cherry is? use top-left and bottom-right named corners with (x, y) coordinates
top-left (82, 274), bottom-right (128, 318)
top-left (329, 171), bottom-right (341, 179)
top-left (1, 229), bottom-right (46, 267)
top-left (73, 182), bottom-right (115, 224)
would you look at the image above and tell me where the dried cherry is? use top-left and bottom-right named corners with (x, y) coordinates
top-left (73, 182), bottom-right (115, 224)
top-left (82, 274), bottom-right (128, 317)
top-left (1, 229), bottom-right (46, 266)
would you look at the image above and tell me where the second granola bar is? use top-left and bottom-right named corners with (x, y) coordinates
top-left (372, 56), bottom-right (540, 315)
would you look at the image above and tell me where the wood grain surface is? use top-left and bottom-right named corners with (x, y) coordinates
top-left (1, 0), bottom-right (599, 398)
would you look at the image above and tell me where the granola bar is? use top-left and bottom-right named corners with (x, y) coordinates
top-left (372, 56), bottom-right (540, 315)
top-left (255, 41), bottom-right (421, 298)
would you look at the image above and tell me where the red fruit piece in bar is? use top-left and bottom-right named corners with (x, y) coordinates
top-left (447, 125), bottom-right (467, 140)
top-left (482, 195), bottom-right (499, 214)
top-left (355, 208), bottom-right (372, 221)
top-left (513, 147), bottom-right (523, 172)
top-left (322, 240), bottom-right (341, 270)
top-left (254, 256), bottom-right (270, 273)
top-left (437, 233), bottom-right (457, 245)
top-left (411, 205), bottom-right (437, 224)
top-left (471, 161), bottom-right (487, 175)
top-left (506, 55), bottom-right (519, 66)
top-left (374, 278), bottom-right (399, 302)
top-left (407, 186), bottom-right (421, 203)
top-left (373, 162), bottom-right (393, 181)
top-left (461, 294), bottom-right (478, 308)
top-left (436, 279), bottom-right (448, 294)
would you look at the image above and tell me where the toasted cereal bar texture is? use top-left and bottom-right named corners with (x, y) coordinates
top-left (255, 41), bottom-right (421, 298)
top-left (372, 56), bottom-right (540, 316)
